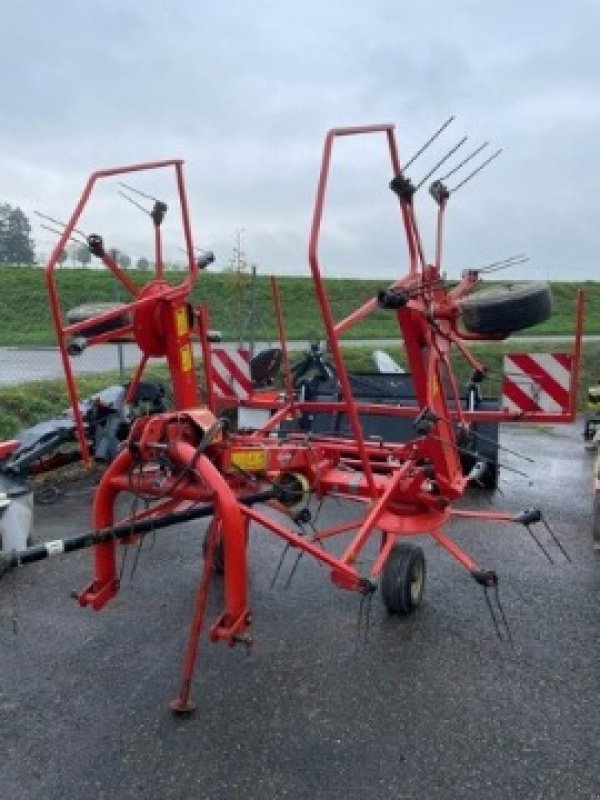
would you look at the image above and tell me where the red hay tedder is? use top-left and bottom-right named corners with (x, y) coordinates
top-left (0, 124), bottom-right (583, 713)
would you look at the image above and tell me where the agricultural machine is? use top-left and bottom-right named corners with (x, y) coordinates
top-left (0, 125), bottom-right (583, 713)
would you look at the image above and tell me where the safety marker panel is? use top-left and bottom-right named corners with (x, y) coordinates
top-left (211, 348), bottom-right (252, 400)
top-left (501, 352), bottom-right (572, 413)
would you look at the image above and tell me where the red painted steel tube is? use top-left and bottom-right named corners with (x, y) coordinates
top-left (87, 447), bottom-right (135, 607)
top-left (176, 446), bottom-right (249, 628)
top-left (125, 353), bottom-right (149, 404)
top-left (430, 527), bottom-right (478, 572)
top-left (252, 402), bottom-right (295, 436)
top-left (161, 297), bottom-right (200, 409)
top-left (45, 159), bottom-right (196, 465)
top-left (270, 276), bottom-right (294, 402)
top-left (174, 161), bottom-right (198, 292)
top-left (197, 304), bottom-right (215, 412)
top-left (171, 515), bottom-right (220, 713)
top-left (242, 505), bottom-right (364, 591)
top-left (340, 466), bottom-right (407, 565)
top-left (435, 196), bottom-right (447, 271)
top-left (450, 508), bottom-right (516, 522)
top-left (154, 225), bottom-right (164, 280)
top-left (100, 249), bottom-right (140, 297)
top-left (334, 275), bottom-right (411, 337)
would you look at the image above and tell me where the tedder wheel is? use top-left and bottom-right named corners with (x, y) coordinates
top-left (460, 282), bottom-right (552, 336)
top-left (381, 543), bottom-right (426, 615)
top-left (67, 302), bottom-right (132, 337)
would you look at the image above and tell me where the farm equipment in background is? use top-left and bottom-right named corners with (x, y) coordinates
top-left (0, 123), bottom-right (584, 714)
top-left (0, 381), bottom-right (168, 552)
top-left (582, 379), bottom-right (600, 549)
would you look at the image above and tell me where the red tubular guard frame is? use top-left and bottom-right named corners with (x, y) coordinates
top-left (45, 159), bottom-right (198, 465)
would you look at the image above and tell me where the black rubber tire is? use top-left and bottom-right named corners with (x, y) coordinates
top-left (67, 302), bottom-right (131, 337)
top-left (460, 282), bottom-right (552, 335)
top-left (381, 543), bottom-right (426, 615)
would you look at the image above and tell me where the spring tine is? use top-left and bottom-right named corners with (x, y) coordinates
top-left (469, 429), bottom-right (535, 463)
top-left (403, 115), bottom-right (455, 171)
top-left (39, 223), bottom-right (87, 247)
top-left (477, 254), bottom-right (530, 274)
top-left (438, 141), bottom-right (490, 182)
top-left (118, 181), bottom-right (159, 203)
top-left (118, 544), bottom-right (130, 582)
top-left (483, 587), bottom-right (503, 641)
top-left (118, 190), bottom-right (150, 217)
top-left (416, 136), bottom-right (468, 190)
top-left (34, 210), bottom-right (87, 239)
top-left (270, 543), bottom-right (290, 589)
top-left (477, 253), bottom-right (527, 271)
top-left (284, 551), bottom-right (304, 589)
top-left (177, 245), bottom-right (212, 256)
top-left (540, 516), bottom-right (572, 563)
top-left (480, 258), bottom-right (530, 275)
top-left (493, 584), bottom-right (514, 649)
top-left (451, 148), bottom-right (502, 192)
top-left (525, 524), bottom-right (554, 564)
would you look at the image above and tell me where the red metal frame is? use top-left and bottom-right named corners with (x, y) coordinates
top-left (45, 131), bottom-right (582, 713)
top-left (45, 159), bottom-right (199, 464)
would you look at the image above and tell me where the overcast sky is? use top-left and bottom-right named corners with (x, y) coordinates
top-left (1, 0), bottom-right (598, 281)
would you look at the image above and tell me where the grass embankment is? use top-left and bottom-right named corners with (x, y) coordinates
top-left (0, 343), bottom-right (596, 441)
top-left (0, 267), bottom-right (595, 439)
top-left (0, 266), bottom-right (597, 345)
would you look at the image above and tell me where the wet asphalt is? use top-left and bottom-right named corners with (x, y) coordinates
top-left (0, 422), bottom-right (598, 800)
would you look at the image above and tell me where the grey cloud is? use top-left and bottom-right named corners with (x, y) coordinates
top-left (0, 0), bottom-right (598, 279)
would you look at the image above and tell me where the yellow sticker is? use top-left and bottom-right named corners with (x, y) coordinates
top-left (180, 344), bottom-right (193, 372)
top-left (231, 449), bottom-right (267, 472)
top-left (175, 306), bottom-right (189, 337)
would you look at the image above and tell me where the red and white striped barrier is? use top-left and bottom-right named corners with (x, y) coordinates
top-left (501, 352), bottom-right (573, 414)
top-left (210, 348), bottom-right (253, 400)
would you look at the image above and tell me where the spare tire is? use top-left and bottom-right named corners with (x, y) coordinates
top-left (460, 282), bottom-right (552, 335)
top-left (67, 302), bottom-right (132, 337)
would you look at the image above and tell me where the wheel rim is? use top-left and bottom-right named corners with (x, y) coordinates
top-left (409, 560), bottom-right (424, 604)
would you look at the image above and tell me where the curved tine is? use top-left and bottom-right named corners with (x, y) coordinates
top-left (451, 149), bottom-right (502, 193)
top-left (476, 253), bottom-right (528, 271)
top-left (438, 142), bottom-right (489, 182)
top-left (480, 257), bottom-right (530, 275)
top-left (39, 223), bottom-right (87, 246)
top-left (118, 181), bottom-right (159, 203)
top-left (415, 137), bottom-right (467, 190)
top-left (403, 115), bottom-right (455, 171)
top-left (34, 210), bottom-right (87, 239)
top-left (118, 190), bottom-right (150, 217)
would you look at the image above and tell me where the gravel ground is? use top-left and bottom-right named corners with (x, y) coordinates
top-left (0, 422), bottom-right (598, 800)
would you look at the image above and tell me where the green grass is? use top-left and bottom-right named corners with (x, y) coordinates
top-left (0, 266), bottom-right (596, 345)
top-left (0, 342), bottom-right (595, 441)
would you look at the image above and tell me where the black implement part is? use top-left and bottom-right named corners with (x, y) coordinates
top-left (512, 507), bottom-right (542, 526)
top-left (471, 569), bottom-right (498, 588)
top-left (150, 201), bottom-right (168, 227)
top-left (429, 179), bottom-right (450, 205)
top-left (377, 288), bottom-right (409, 310)
top-left (389, 172), bottom-right (416, 202)
top-left (87, 234), bottom-right (105, 257)
top-left (197, 251), bottom-right (215, 269)
top-left (0, 488), bottom-right (276, 576)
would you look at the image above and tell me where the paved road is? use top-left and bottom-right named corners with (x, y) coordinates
top-left (0, 422), bottom-right (598, 799)
top-left (0, 334), bottom-right (594, 387)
